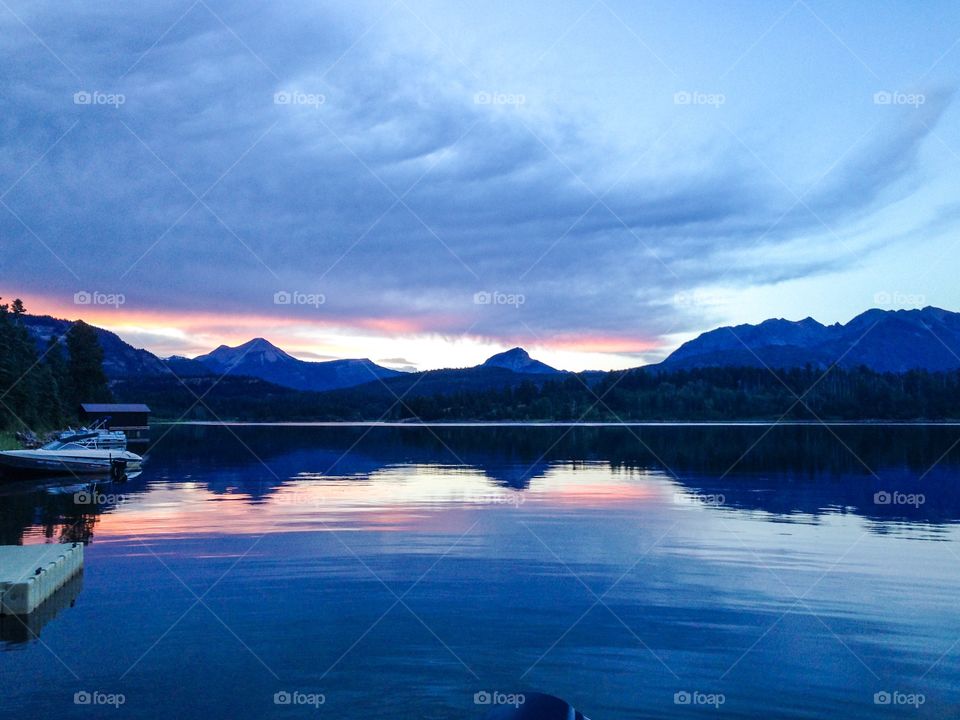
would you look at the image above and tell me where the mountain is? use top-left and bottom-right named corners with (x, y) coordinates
top-left (20, 315), bottom-right (169, 378)
top-left (24, 307), bottom-right (960, 424)
top-left (163, 355), bottom-right (215, 377)
top-left (112, 344), bottom-right (568, 418)
top-left (299, 348), bottom-right (566, 412)
top-left (16, 316), bottom-right (561, 400)
top-left (192, 338), bottom-right (404, 392)
top-left (195, 337), bottom-right (295, 370)
top-left (659, 307), bottom-right (960, 373)
top-left (481, 347), bottom-right (558, 374)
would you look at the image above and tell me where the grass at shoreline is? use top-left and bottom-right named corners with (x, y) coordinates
top-left (0, 431), bottom-right (20, 450)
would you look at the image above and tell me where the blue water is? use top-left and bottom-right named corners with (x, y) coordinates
top-left (2, 424), bottom-right (959, 718)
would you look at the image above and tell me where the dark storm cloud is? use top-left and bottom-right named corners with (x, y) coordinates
top-left (0, 0), bottom-right (952, 347)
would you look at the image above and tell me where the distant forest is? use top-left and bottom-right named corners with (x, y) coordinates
top-left (0, 299), bottom-right (111, 431)
top-left (400, 366), bottom-right (960, 422)
top-left (113, 363), bottom-right (960, 422)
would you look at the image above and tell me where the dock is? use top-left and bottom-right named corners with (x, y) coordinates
top-left (0, 544), bottom-right (84, 615)
top-left (0, 572), bottom-right (83, 642)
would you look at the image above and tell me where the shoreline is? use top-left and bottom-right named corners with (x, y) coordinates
top-left (151, 420), bottom-right (960, 427)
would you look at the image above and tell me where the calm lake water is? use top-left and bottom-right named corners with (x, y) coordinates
top-left (2, 424), bottom-right (960, 718)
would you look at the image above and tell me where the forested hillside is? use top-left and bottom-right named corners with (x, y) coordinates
top-left (112, 363), bottom-right (960, 422)
top-left (0, 299), bottom-right (111, 431)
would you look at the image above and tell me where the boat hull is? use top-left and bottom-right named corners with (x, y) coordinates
top-left (0, 450), bottom-right (142, 479)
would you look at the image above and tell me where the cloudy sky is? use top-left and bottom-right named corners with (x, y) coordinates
top-left (2, 0), bottom-right (959, 370)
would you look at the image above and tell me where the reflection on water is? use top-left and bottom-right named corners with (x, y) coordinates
top-left (1, 424), bottom-right (959, 718)
top-left (0, 572), bottom-right (84, 646)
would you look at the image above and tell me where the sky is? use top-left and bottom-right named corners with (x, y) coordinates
top-left (1, 0), bottom-right (959, 371)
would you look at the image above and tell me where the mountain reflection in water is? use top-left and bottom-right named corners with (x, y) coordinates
top-left (1, 424), bottom-right (959, 719)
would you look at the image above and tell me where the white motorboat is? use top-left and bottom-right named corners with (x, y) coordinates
top-left (0, 434), bottom-right (142, 479)
top-left (45, 420), bottom-right (129, 451)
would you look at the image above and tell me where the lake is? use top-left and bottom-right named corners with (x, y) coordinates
top-left (2, 423), bottom-right (959, 718)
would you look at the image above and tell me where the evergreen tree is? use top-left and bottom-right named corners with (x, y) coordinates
top-left (0, 301), bottom-right (117, 432)
top-left (0, 298), bottom-right (46, 429)
top-left (40, 337), bottom-right (68, 426)
top-left (65, 320), bottom-right (111, 408)
top-left (0, 299), bottom-right (18, 428)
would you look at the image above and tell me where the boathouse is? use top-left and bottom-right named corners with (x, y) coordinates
top-left (78, 403), bottom-right (151, 441)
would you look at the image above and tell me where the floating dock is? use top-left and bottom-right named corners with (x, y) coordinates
top-left (0, 544), bottom-right (84, 615)
top-left (0, 572), bottom-right (83, 642)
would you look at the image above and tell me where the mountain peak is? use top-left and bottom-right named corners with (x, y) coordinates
top-left (195, 337), bottom-right (295, 367)
top-left (239, 337), bottom-right (281, 350)
top-left (482, 347), bottom-right (558, 374)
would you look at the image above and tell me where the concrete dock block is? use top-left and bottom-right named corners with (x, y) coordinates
top-left (0, 544), bottom-right (84, 615)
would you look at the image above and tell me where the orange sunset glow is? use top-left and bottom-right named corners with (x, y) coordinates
top-left (23, 294), bottom-right (665, 371)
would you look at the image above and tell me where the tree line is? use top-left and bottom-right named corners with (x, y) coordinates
top-left (114, 362), bottom-right (960, 422)
top-left (0, 299), bottom-right (111, 431)
top-left (399, 365), bottom-right (960, 421)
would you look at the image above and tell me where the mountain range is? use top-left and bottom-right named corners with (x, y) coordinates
top-left (19, 306), bottom-right (960, 402)
top-left (658, 307), bottom-right (960, 373)
top-left (18, 316), bottom-right (563, 394)
top-left (19, 317), bottom-right (409, 393)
